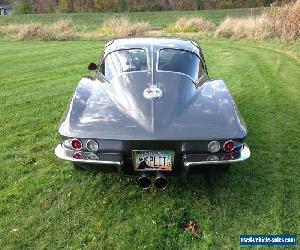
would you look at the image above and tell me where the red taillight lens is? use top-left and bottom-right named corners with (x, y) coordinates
top-left (223, 153), bottom-right (234, 161)
top-left (71, 139), bottom-right (82, 150)
top-left (223, 140), bottom-right (235, 152)
top-left (73, 152), bottom-right (83, 159)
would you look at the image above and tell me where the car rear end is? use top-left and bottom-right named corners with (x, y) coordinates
top-left (55, 137), bottom-right (250, 175)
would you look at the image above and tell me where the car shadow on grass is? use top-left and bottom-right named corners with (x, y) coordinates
top-left (72, 163), bottom-right (254, 199)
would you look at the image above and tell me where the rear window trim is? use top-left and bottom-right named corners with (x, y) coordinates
top-left (100, 47), bottom-right (150, 75)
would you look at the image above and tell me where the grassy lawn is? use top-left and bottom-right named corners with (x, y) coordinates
top-left (0, 37), bottom-right (299, 248)
top-left (0, 7), bottom-right (264, 30)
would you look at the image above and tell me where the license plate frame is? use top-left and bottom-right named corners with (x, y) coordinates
top-left (132, 150), bottom-right (174, 171)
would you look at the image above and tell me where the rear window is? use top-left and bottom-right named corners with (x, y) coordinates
top-left (102, 49), bottom-right (148, 81)
top-left (158, 49), bottom-right (201, 81)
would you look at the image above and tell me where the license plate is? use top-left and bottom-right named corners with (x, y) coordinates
top-left (133, 150), bottom-right (174, 171)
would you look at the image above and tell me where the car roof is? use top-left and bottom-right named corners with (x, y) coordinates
top-left (103, 37), bottom-right (200, 57)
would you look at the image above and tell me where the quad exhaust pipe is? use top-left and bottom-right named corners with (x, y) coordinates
top-left (137, 175), bottom-right (151, 190)
top-left (137, 174), bottom-right (168, 190)
top-left (154, 175), bottom-right (168, 190)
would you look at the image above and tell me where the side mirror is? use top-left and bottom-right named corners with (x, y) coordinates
top-left (88, 62), bottom-right (98, 71)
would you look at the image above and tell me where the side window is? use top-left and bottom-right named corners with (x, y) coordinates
top-left (158, 49), bottom-right (202, 82)
top-left (101, 49), bottom-right (148, 82)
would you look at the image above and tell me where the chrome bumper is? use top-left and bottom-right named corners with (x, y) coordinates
top-left (55, 143), bottom-right (250, 173)
top-left (183, 144), bottom-right (250, 167)
top-left (55, 144), bottom-right (123, 167)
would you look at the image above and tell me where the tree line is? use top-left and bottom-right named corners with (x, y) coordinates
top-left (2, 0), bottom-right (286, 13)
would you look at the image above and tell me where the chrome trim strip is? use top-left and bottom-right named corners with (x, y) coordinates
top-left (55, 144), bottom-right (122, 166)
top-left (183, 144), bottom-right (250, 167)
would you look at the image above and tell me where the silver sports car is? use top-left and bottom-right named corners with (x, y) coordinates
top-left (55, 37), bottom-right (250, 189)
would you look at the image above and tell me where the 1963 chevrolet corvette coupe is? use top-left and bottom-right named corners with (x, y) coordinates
top-left (55, 37), bottom-right (250, 189)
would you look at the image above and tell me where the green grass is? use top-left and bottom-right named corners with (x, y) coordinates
top-left (0, 38), bottom-right (299, 248)
top-left (0, 8), bottom-right (264, 30)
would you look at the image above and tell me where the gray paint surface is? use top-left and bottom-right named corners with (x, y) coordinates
top-left (58, 38), bottom-right (247, 141)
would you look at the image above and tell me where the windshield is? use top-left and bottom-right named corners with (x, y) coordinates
top-left (158, 49), bottom-right (202, 81)
top-left (101, 49), bottom-right (148, 81)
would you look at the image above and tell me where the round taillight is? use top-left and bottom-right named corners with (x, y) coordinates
top-left (86, 140), bottom-right (99, 152)
top-left (71, 139), bottom-right (82, 150)
top-left (223, 140), bottom-right (235, 152)
top-left (208, 141), bottom-right (220, 153)
top-left (73, 152), bottom-right (83, 159)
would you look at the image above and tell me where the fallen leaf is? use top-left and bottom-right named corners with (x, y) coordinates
top-left (182, 221), bottom-right (203, 239)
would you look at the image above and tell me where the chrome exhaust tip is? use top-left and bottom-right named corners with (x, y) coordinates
top-left (154, 176), bottom-right (168, 190)
top-left (137, 175), bottom-right (151, 190)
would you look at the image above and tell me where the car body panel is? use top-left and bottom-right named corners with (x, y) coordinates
top-left (59, 76), bottom-right (247, 140)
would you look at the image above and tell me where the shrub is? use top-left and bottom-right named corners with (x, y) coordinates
top-left (266, 0), bottom-right (300, 40)
top-left (172, 0), bottom-right (197, 10)
top-left (0, 24), bottom-right (39, 39)
top-left (18, 23), bottom-right (45, 39)
top-left (0, 28), bottom-right (4, 38)
top-left (215, 15), bottom-right (270, 39)
top-left (94, 0), bottom-right (117, 12)
top-left (0, 19), bottom-right (76, 41)
top-left (166, 17), bottom-right (214, 33)
top-left (47, 19), bottom-right (77, 41)
top-left (215, 0), bottom-right (300, 40)
top-left (140, 2), bottom-right (164, 12)
top-left (99, 17), bottom-right (151, 37)
top-left (14, 0), bottom-right (33, 14)
top-left (116, 0), bottom-right (127, 12)
top-left (2, 24), bottom-right (23, 35)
